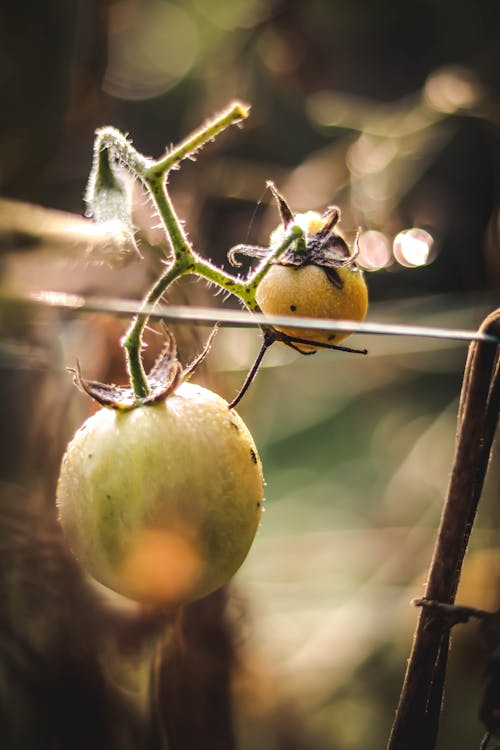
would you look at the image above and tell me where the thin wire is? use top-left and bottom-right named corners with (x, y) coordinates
top-left (19, 290), bottom-right (500, 344)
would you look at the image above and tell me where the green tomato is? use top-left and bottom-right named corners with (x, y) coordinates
top-left (57, 382), bottom-right (264, 607)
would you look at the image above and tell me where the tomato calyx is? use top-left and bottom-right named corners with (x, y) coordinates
top-left (269, 182), bottom-right (361, 289)
top-left (275, 209), bottom-right (360, 290)
top-left (227, 183), bottom-right (360, 290)
top-left (71, 327), bottom-right (217, 410)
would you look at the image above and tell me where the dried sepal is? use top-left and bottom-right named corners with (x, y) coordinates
top-left (182, 325), bottom-right (219, 381)
top-left (276, 206), bottom-right (360, 282)
top-left (71, 326), bottom-right (218, 410)
top-left (266, 181), bottom-right (295, 227)
top-left (70, 363), bottom-right (138, 410)
top-left (227, 244), bottom-right (270, 267)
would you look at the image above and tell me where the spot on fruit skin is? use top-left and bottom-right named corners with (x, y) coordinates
top-left (255, 263), bottom-right (368, 352)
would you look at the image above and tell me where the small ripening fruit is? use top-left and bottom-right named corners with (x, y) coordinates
top-left (56, 381), bottom-right (264, 607)
top-left (255, 207), bottom-right (368, 352)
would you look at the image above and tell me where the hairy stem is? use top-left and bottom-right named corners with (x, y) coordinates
top-left (147, 176), bottom-right (195, 264)
top-left (91, 127), bottom-right (151, 180)
top-left (122, 263), bottom-right (189, 398)
top-left (89, 103), bottom-right (305, 402)
top-left (247, 225), bottom-right (303, 293)
top-left (147, 101), bottom-right (249, 179)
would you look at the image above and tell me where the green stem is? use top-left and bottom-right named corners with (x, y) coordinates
top-left (247, 225), bottom-right (304, 293)
top-left (91, 103), bottom-right (302, 403)
top-left (147, 176), bottom-right (195, 264)
top-left (122, 262), bottom-right (189, 398)
top-left (121, 174), bottom-right (197, 400)
top-left (122, 334), bottom-right (149, 400)
top-left (193, 257), bottom-right (248, 298)
top-left (147, 101), bottom-right (249, 179)
top-left (192, 223), bottom-right (304, 310)
top-left (92, 127), bottom-right (150, 180)
top-left (121, 209), bottom-right (303, 400)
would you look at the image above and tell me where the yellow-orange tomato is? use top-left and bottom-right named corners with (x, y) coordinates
top-left (256, 211), bottom-right (368, 352)
top-left (56, 382), bottom-right (264, 607)
top-left (256, 265), bottom-right (368, 354)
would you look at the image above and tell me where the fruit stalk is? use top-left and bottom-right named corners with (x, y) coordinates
top-left (88, 102), bottom-right (345, 404)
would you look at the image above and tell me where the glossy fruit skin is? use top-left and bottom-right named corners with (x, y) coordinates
top-left (255, 263), bottom-right (368, 351)
top-left (56, 382), bottom-right (264, 607)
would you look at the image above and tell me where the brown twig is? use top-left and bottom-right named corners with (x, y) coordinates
top-left (387, 308), bottom-right (500, 750)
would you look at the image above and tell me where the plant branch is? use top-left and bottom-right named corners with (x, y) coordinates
top-left (245, 225), bottom-right (303, 298)
top-left (91, 127), bottom-right (151, 180)
top-left (147, 101), bottom-right (249, 179)
top-left (387, 308), bottom-right (500, 750)
top-left (122, 263), bottom-right (189, 399)
top-left (146, 176), bottom-right (196, 264)
top-left (87, 104), bottom-right (308, 404)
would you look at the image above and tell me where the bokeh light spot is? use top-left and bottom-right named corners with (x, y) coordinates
top-left (119, 525), bottom-right (202, 604)
top-left (192, 0), bottom-right (262, 30)
top-left (357, 230), bottom-right (392, 270)
top-left (347, 134), bottom-right (397, 177)
top-left (393, 228), bottom-right (434, 268)
top-left (424, 66), bottom-right (482, 114)
top-left (105, 0), bottom-right (198, 100)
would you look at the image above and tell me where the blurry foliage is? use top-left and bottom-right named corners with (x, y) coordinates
top-left (0, 1), bottom-right (499, 749)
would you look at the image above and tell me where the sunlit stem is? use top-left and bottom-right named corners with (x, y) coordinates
top-left (194, 224), bottom-right (305, 310)
top-left (147, 176), bottom-right (195, 264)
top-left (95, 103), bottom-right (303, 402)
top-left (147, 101), bottom-right (249, 179)
top-left (122, 211), bottom-right (304, 400)
top-left (122, 262), bottom-right (189, 399)
top-left (247, 224), bottom-right (304, 291)
top-left (91, 126), bottom-right (151, 181)
top-left (120, 175), bottom-right (194, 399)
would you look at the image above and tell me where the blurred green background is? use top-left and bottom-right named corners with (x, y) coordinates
top-left (0, 1), bottom-right (499, 749)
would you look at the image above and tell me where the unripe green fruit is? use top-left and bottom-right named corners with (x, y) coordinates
top-left (56, 382), bottom-right (264, 607)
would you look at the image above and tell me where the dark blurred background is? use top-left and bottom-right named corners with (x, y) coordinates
top-left (0, 1), bottom-right (499, 749)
